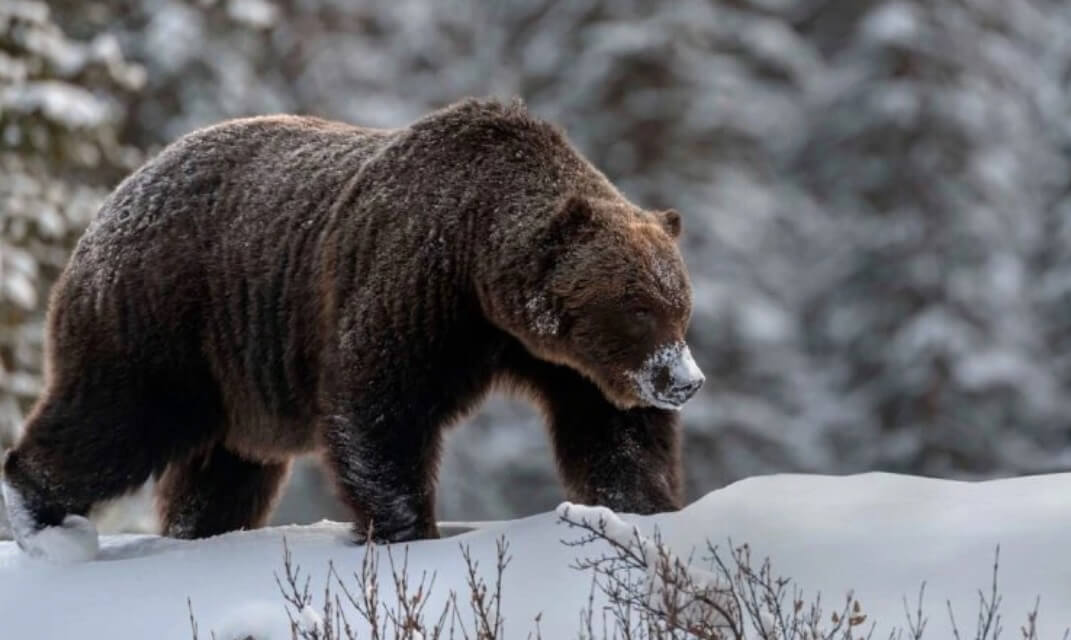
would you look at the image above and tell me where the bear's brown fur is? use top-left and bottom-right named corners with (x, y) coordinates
top-left (3, 98), bottom-right (703, 548)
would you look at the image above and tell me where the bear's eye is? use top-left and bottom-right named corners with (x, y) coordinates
top-left (627, 308), bottom-right (656, 337)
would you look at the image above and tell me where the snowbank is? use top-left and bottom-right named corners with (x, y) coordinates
top-left (1, 471), bottom-right (1069, 639)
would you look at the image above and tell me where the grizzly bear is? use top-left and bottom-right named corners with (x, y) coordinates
top-left (2, 98), bottom-right (704, 560)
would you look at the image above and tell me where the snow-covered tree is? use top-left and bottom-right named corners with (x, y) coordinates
top-left (4, 0), bottom-right (1071, 526)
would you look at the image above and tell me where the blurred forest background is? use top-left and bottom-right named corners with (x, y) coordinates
top-left (3, 0), bottom-right (1071, 531)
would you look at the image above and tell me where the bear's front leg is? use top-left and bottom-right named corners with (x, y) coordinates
top-left (548, 402), bottom-right (684, 515)
top-left (321, 307), bottom-right (503, 543)
top-left (507, 353), bottom-right (684, 514)
top-left (322, 413), bottom-right (441, 543)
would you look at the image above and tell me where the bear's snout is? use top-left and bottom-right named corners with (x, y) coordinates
top-left (627, 342), bottom-right (706, 410)
top-left (665, 345), bottom-right (705, 404)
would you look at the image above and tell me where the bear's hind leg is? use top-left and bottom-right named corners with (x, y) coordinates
top-left (3, 394), bottom-right (175, 561)
top-left (156, 445), bottom-right (290, 539)
top-left (3, 360), bottom-right (224, 560)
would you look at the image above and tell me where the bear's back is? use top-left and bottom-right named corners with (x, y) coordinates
top-left (59, 116), bottom-right (392, 308)
top-left (87, 116), bottom-right (393, 243)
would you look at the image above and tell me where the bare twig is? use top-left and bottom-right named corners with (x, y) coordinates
top-left (898, 582), bottom-right (928, 640)
top-left (188, 597), bottom-right (200, 640)
top-left (183, 520), bottom-right (1065, 640)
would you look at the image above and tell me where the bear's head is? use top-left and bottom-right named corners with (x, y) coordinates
top-left (511, 195), bottom-right (705, 411)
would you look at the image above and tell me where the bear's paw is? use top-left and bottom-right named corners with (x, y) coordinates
top-left (20, 515), bottom-right (100, 564)
top-left (3, 480), bottom-right (99, 563)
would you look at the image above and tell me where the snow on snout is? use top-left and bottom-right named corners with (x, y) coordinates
top-left (673, 345), bottom-right (704, 388)
top-left (627, 342), bottom-right (705, 410)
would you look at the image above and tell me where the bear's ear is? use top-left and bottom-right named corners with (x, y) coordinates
top-left (658, 209), bottom-right (682, 239)
top-left (549, 195), bottom-right (598, 241)
top-left (559, 195), bottom-right (596, 228)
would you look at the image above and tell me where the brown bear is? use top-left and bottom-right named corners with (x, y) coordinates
top-left (2, 98), bottom-right (704, 561)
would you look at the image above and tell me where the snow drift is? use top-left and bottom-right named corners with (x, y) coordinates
top-left (1, 471), bottom-right (1069, 639)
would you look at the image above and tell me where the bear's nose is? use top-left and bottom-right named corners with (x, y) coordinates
top-left (669, 377), bottom-right (703, 403)
top-left (663, 343), bottom-right (704, 404)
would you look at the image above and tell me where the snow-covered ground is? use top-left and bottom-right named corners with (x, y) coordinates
top-left (1, 472), bottom-right (1069, 639)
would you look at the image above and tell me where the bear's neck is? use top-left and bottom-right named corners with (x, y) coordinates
top-left (324, 114), bottom-right (617, 337)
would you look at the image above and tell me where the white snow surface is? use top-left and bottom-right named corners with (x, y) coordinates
top-left (2, 471), bottom-right (1070, 638)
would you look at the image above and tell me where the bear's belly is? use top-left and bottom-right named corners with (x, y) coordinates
top-left (222, 411), bottom-right (320, 462)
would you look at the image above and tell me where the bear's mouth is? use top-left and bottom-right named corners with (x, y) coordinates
top-left (626, 342), bottom-right (705, 410)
